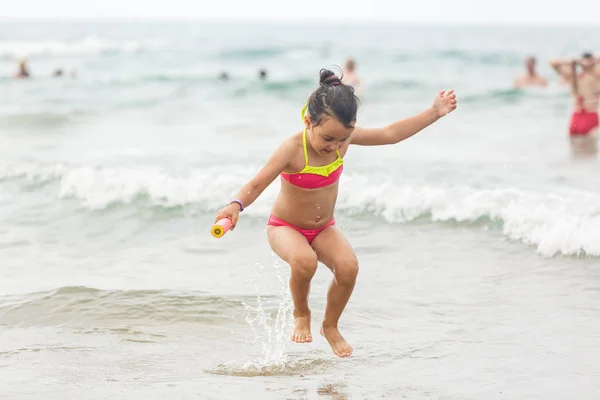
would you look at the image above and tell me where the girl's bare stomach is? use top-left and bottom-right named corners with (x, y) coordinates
top-left (270, 180), bottom-right (339, 229)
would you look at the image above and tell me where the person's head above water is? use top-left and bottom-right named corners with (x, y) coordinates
top-left (344, 58), bottom-right (356, 73)
top-left (303, 69), bottom-right (359, 155)
top-left (580, 52), bottom-right (595, 70)
top-left (18, 58), bottom-right (29, 72)
top-left (525, 56), bottom-right (537, 73)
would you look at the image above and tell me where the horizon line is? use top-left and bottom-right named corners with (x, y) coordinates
top-left (1, 16), bottom-right (599, 27)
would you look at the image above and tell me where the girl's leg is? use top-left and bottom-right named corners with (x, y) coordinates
top-left (310, 226), bottom-right (359, 357)
top-left (267, 225), bottom-right (318, 343)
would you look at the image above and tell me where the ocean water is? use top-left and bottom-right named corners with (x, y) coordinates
top-left (1, 20), bottom-right (600, 399)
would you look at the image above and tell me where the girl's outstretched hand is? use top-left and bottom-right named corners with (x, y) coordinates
top-left (432, 89), bottom-right (457, 118)
top-left (214, 203), bottom-right (241, 230)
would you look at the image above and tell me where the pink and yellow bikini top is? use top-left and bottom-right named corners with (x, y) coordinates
top-left (280, 104), bottom-right (344, 189)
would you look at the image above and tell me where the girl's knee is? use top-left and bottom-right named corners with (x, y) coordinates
top-left (334, 255), bottom-right (359, 285)
top-left (289, 252), bottom-right (318, 280)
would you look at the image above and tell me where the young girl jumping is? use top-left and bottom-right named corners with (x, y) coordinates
top-left (214, 69), bottom-right (457, 358)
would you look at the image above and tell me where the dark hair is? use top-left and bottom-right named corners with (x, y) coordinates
top-left (582, 52), bottom-right (593, 59)
top-left (306, 68), bottom-right (359, 129)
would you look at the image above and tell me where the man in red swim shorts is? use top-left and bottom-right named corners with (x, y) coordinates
top-left (551, 52), bottom-right (600, 156)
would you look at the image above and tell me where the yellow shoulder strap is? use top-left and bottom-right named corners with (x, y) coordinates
top-left (302, 129), bottom-right (309, 165)
top-left (301, 103), bottom-right (308, 123)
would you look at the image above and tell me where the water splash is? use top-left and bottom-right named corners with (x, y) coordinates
top-left (241, 258), bottom-right (294, 366)
top-left (211, 257), bottom-right (295, 376)
top-left (207, 259), bottom-right (340, 376)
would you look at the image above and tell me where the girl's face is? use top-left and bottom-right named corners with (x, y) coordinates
top-left (305, 115), bottom-right (355, 156)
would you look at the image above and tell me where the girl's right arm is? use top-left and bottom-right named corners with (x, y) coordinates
top-left (214, 138), bottom-right (296, 229)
